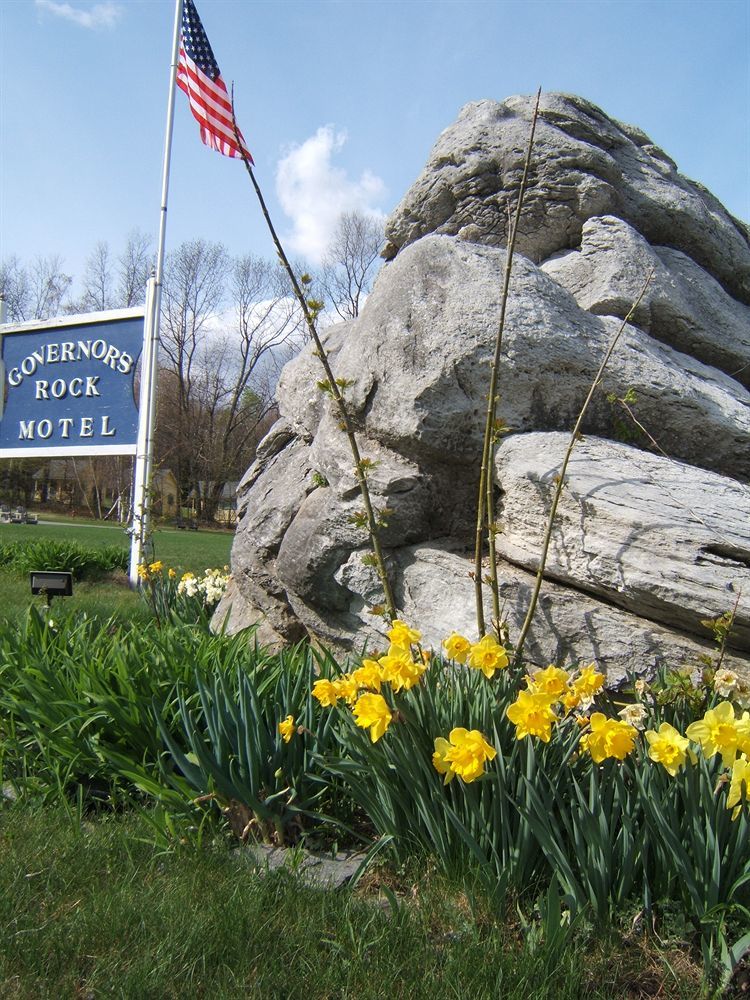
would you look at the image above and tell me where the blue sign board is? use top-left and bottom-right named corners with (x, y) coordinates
top-left (0, 309), bottom-right (145, 457)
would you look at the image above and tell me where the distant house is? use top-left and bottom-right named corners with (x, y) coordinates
top-left (32, 459), bottom-right (78, 505)
top-left (152, 469), bottom-right (179, 519)
top-left (187, 481), bottom-right (239, 525)
top-left (30, 459), bottom-right (179, 522)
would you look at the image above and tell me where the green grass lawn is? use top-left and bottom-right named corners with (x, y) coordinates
top-left (0, 519), bottom-right (233, 625)
top-left (0, 802), bottom-right (701, 1000)
top-left (0, 519), bottom-right (232, 573)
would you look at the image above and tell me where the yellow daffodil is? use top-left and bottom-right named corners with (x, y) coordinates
top-left (353, 693), bottom-right (393, 743)
top-left (334, 674), bottom-right (360, 705)
top-left (526, 665), bottom-right (570, 700)
top-left (571, 664), bottom-right (605, 705)
top-left (686, 701), bottom-right (750, 768)
top-left (350, 660), bottom-right (384, 692)
top-left (433, 728), bottom-right (496, 783)
top-left (562, 690), bottom-right (582, 713)
top-left (168, 567), bottom-right (176, 579)
top-left (278, 715), bottom-right (295, 744)
top-left (467, 635), bottom-right (509, 679)
top-left (506, 690), bottom-right (558, 742)
top-left (379, 650), bottom-right (425, 692)
top-left (443, 633), bottom-right (472, 664)
top-left (727, 755), bottom-right (750, 821)
top-left (387, 619), bottom-right (421, 650)
top-left (149, 560), bottom-right (163, 574)
top-left (645, 722), bottom-right (690, 776)
top-left (312, 678), bottom-right (340, 707)
top-left (432, 737), bottom-right (454, 782)
top-left (579, 713), bottom-right (636, 763)
top-left (137, 563), bottom-right (149, 580)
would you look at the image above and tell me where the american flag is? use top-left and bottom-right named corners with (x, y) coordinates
top-left (176, 0), bottom-right (253, 161)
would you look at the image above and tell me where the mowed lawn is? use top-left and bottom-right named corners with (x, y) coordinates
top-left (0, 518), bottom-right (233, 624)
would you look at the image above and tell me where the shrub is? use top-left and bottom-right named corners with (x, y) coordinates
top-left (0, 538), bottom-right (128, 579)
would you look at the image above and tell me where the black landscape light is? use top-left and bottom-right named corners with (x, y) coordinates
top-left (30, 571), bottom-right (73, 606)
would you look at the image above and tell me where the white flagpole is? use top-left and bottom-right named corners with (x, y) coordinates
top-left (129, 0), bottom-right (184, 585)
top-left (129, 274), bottom-right (158, 583)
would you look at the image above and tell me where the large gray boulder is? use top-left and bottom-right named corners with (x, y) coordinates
top-left (218, 93), bottom-right (750, 682)
top-left (384, 93), bottom-right (750, 304)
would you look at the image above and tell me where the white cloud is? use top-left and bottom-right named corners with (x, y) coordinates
top-left (35, 1), bottom-right (122, 30)
top-left (275, 126), bottom-right (386, 265)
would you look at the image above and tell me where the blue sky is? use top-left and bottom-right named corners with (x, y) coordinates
top-left (1, 0), bottom-right (748, 294)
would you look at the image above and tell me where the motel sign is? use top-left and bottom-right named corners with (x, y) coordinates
top-left (0, 308), bottom-right (145, 457)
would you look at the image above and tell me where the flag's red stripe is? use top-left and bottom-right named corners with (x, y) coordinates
top-left (177, 52), bottom-right (234, 130)
top-left (176, 48), bottom-right (251, 159)
top-left (177, 66), bottom-right (235, 140)
top-left (177, 49), bottom-right (233, 117)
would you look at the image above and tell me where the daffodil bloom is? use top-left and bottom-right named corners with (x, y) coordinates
top-left (526, 665), bottom-right (570, 700)
top-left (353, 693), bottom-right (393, 742)
top-left (685, 701), bottom-right (750, 768)
top-left (645, 722), bottom-right (690, 776)
top-left (579, 713), bottom-right (636, 763)
top-left (149, 560), bottom-right (163, 574)
top-left (571, 664), bottom-right (605, 705)
top-left (432, 737), bottom-right (454, 782)
top-left (312, 678), bottom-right (340, 707)
top-left (334, 674), bottom-right (360, 705)
top-left (713, 668), bottom-right (740, 698)
top-left (279, 715), bottom-right (295, 743)
top-left (727, 755), bottom-right (750, 821)
top-left (467, 635), bottom-right (509, 679)
top-left (506, 690), bottom-right (558, 742)
top-left (433, 728), bottom-right (497, 783)
top-left (379, 651), bottom-right (425, 692)
top-left (387, 619), bottom-right (421, 650)
top-left (168, 567), bottom-right (176, 579)
top-left (443, 633), bottom-right (472, 664)
top-left (561, 690), bottom-right (582, 713)
top-left (350, 660), bottom-right (384, 691)
top-left (618, 703), bottom-right (648, 730)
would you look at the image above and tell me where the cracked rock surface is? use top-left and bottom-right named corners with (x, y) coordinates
top-left (217, 93), bottom-right (750, 683)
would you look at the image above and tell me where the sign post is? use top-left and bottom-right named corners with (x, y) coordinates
top-left (128, 277), bottom-right (159, 583)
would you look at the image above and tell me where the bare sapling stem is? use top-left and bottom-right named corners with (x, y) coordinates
top-left (513, 269), bottom-right (655, 665)
top-left (474, 88), bottom-right (542, 638)
top-left (230, 96), bottom-right (397, 620)
top-left (714, 587), bottom-right (742, 673)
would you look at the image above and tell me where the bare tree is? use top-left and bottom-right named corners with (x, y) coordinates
top-left (189, 255), bottom-right (302, 518)
top-left (117, 229), bottom-right (153, 307)
top-left (159, 239), bottom-right (230, 501)
top-left (155, 247), bottom-right (305, 519)
top-left (0, 255), bottom-right (31, 321)
top-left (320, 210), bottom-right (384, 321)
top-left (82, 241), bottom-right (114, 311)
top-left (0, 254), bottom-right (71, 321)
top-left (28, 255), bottom-right (72, 319)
